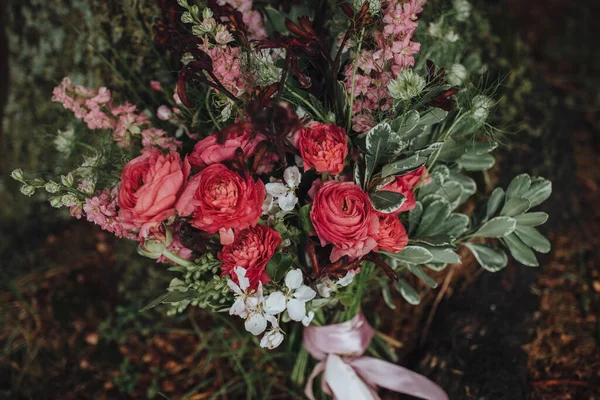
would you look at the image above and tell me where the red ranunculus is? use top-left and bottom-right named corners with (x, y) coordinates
top-left (175, 164), bottom-right (265, 242)
top-left (188, 129), bottom-right (266, 168)
top-left (118, 149), bottom-right (189, 237)
top-left (310, 181), bottom-right (379, 262)
top-left (380, 166), bottom-right (428, 213)
top-left (218, 225), bottom-right (282, 289)
top-left (296, 123), bottom-right (348, 174)
top-left (374, 213), bottom-right (409, 252)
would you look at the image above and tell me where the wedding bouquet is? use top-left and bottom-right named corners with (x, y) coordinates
top-left (11, 0), bottom-right (551, 397)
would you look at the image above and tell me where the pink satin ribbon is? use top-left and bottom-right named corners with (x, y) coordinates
top-left (302, 312), bottom-right (449, 400)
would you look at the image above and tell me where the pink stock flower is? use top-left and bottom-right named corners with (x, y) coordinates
top-left (157, 105), bottom-right (173, 121)
top-left (188, 129), bottom-right (266, 168)
top-left (141, 128), bottom-right (181, 151)
top-left (84, 187), bottom-right (126, 237)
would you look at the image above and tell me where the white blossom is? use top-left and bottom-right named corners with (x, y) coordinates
top-left (260, 315), bottom-right (285, 349)
top-left (228, 267), bottom-right (269, 336)
top-left (316, 270), bottom-right (359, 298)
top-left (264, 269), bottom-right (316, 322)
top-left (265, 166), bottom-right (302, 212)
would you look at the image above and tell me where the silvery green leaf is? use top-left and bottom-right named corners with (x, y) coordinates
top-left (487, 188), bottom-right (505, 218)
top-left (416, 198), bottom-right (451, 237)
top-left (395, 279), bottom-right (421, 305)
top-left (502, 233), bottom-right (539, 267)
top-left (522, 177), bottom-right (552, 208)
top-left (465, 243), bottom-right (508, 272)
top-left (140, 290), bottom-right (196, 312)
top-left (514, 212), bottom-right (549, 226)
top-left (381, 246), bottom-right (434, 264)
top-left (457, 153), bottom-right (495, 171)
top-left (407, 265), bottom-right (438, 288)
top-left (467, 141), bottom-right (498, 155)
top-left (418, 108), bottom-right (448, 126)
top-left (515, 226), bottom-right (551, 253)
top-left (381, 142), bottom-right (443, 177)
top-left (500, 196), bottom-right (531, 217)
top-left (425, 263), bottom-right (448, 271)
top-left (473, 216), bottom-right (517, 238)
top-left (380, 282), bottom-right (397, 310)
top-left (408, 201), bottom-right (423, 235)
top-left (410, 235), bottom-right (455, 247)
top-left (369, 190), bottom-right (407, 213)
top-left (390, 110), bottom-right (420, 136)
top-left (354, 161), bottom-right (365, 187)
top-left (448, 171), bottom-right (477, 206)
top-left (506, 174), bottom-right (532, 198)
top-left (418, 246), bottom-right (461, 264)
top-left (439, 181), bottom-right (463, 211)
top-left (431, 165), bottom-right (450, 185)
top-left (439, 213), bottom-right (470, 237)
top-left (437, 139), bottom-right (467, 162)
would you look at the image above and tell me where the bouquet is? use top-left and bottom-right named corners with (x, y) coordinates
top-left (11, 0), bottom-right (552, 397)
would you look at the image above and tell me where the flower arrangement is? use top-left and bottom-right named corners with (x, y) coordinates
top-left (12, 0), bottom-right (552, 397)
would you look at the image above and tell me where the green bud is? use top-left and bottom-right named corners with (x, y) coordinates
top-left (202, 8), bottom-right (213, 19)
top-left (447, 63), bottom-right (468, 86)
top-left (61, 193), bottom-right (78, 207)
top-left (453, 0), bottom-right (472, 22)
top-left (44, 181), bottom-right (61, 193)
top-left (31, 178), bottom-right (46, 188)
top-left (181, 11), bottom-right (194, 24)
top-left (49, 196), bottom-right (63, 208)
top-left (176, 0), bottom-right (189, 7)
top-left (61, 173), bottom-right (74, 188)
top-left (20, 185), bottom-right (35, 197)
top-left (471, 95), bottom-right (494, 121)
top-left (190, 5), bottom-right (199, 16)
top-left (388, 69), bottom-right (426, 101)
top-left (10, 169), bottom-right (24, 182)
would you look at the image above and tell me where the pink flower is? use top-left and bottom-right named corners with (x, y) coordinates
top-left (84, 107), bottom-right (114, 130)
top-left (150, 80), bottom-right (162, 91)
top-left (141, 128), bottom-right (181, 151)
top-left (84, 187), bottom-right (126, 237)
top-left (118, 150), bottom-right (189, 237)
top-left (188, 129), bottom-right (266, 168)
top-left (380, 166), bottom-right (428, 213)
top-left (157, 105), bottom-right (173, 121)
top-left (374, 213), bottom-right (409, 252)
top-left (175, 164), bottom-right (266, 239)
top-left (310, 182), bottom-right (379, 262)
top-left (218, 225), bottom-right (282, 289)
top-left (296, 123), bottom-right (348, 175)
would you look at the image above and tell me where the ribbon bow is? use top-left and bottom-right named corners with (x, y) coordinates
top-left (302, 312), bottom-right (448, 400)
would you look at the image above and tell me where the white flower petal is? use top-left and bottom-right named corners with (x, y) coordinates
top-left (302, 311), bottom-right (315, 327)
top-left (284, 166), bottom-right (301, 188)
top-left (294, 285), bottom-right (316, 302)
top-left (260, 329), bottom-right (284, 349)
top-left (337, 271), bottom-right (357, 287)
top-left (316, 282), bottom-right (332, 298)
top-left (229, 297), bottom-right (247, 317)
top-left (245, 313), bottom-right (267, 335)
top-left (287, 298), bottom-right (307, 321)
top-left (285, 269), bottom-right (303, 290)
top-left (264, 291), bottom-right (287, 315)
top-left (233, 266), bottom-right (250, 291)
top-left (265, 182), bottom-right (288, 197)
top-left (227, 279), bottom-right (242, 296)
top-left (278, 192), bottom-right (298, 211)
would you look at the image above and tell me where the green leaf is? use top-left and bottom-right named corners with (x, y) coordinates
top-left (506, 174), bottom-right (532, 198)
top-left (390, 110), bottom-right (420, 136)
top-left (440, 213), bottom-right (470, 237)
top-left (419, 246), bottom-right (461, 264)
top-left (140, 290), bottom-right (195, 312)
top-left (503, 233), bottom-right (539, 267)
top-left (407, 265), bottom-right (438, 288)
top-left (394, 279), bottom-right (421, 305)
top-left (266, 253), bottom-right (293, 282)
top-left (514, 212), bottom-right (549, 226)
top-left (457, 153), bottom-right (495, 171)
top-left (369, 190), bottom-right (406, 213)
top-left (523, 177), bottom-right (552, 208)
top-left (354, 162), bottom-right (365, 187)
top-left (487, 188), bottom-right (505, 218)
top-left (380, 282), bottom-right (397, 310)
top-left (515, 226), bottom-right (551, 253)
top-left (473, 216), bottom-right (517, 238)
top-left (500, 196), bottom-right (531, 217)
top-left (418, 108), bottom-right (448, 126)
top-left (408, 201), bottom-right (423, 235)
top-left (467, 141), bottom-right (499, 155)
top-left (410, 235), bottom-right (455, 247)
top-left (449, 171), bottom-right (477, 206)
top-left (465, 243), bottom-right (508, 272)
top-left (416, 198), bottom-right (451, 237)
top-left (437, 139), bottom-right (467, 162)
top-left (381, 246), bottom-right (434, 264)
top-left (381, 142), bottom-right (443, 177)
top-left (425, 263), bottom-right (448, 271)
top-left (299, 204), bottom-right (314, 232)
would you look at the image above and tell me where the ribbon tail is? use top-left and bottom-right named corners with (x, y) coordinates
top-left (305, 361), bottom-right (325, 400)
top-left (350, 357), bottom-right (449, 400)
top-left (325, 354), bottom-right (378, 400)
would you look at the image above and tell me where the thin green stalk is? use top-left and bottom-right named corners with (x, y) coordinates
top-left (346, 28), bottom-right (366, 132)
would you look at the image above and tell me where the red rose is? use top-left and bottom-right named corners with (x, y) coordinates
top-left (374, 213), bottom-right (409, 252)
top-left (310, 181), bottom-right (379, 262)
top-left (218, 225), bottom-right (282, 289)
top-left (118, 149), bottom-right (189, 236)
top-left (175, 164), bottom-right (266, 241)
top-left (380, 166), bottom-right (428, 213)
top-left (296, 123), bottom-right (348, 174)
top-left (188, 129), bottom-right (266, 168)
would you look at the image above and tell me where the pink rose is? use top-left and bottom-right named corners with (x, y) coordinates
top-left (374, 213), bottom-right (409, 252)
top-left (218, 225), bottom-right (282, 289)
top-left (118, 150), bottom-right (189, 236)
top-left (310, 181), bottom-right (379, 262)
top-left (380, 166), bottom-right (428, 213)
top-left (175, 164), bottom-right (266, 240)
top-left (188, 129), bottom-right (266, 168)
top-left (296, 123), bottom-right (348, 174)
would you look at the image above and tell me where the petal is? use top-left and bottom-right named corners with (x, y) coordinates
top-left (316, 282), bottom-right (331, 298)
top-left (234, 266), bottom-right (250, 291)
top-left (260, 330), bottom-right (284, 349)
top-left (287, 298), bottom-right (306, 321)
top-left (294, 285), bottom-right (316, 302)
top-left (245, 313), bottom-right (267, 335)
top-left (229, 298), bottom-right (247, 317)
top-left (285, 269), bottom-right (303, 290)
top-left (284, 166), bottom-right (301, 188)
top-left (337, 271), bottom-right (357, 287)
top-left (265, 182), bottom-right (287, 197)
top-left (264, 291), bottom-right (287, 315)
top-left (227, 279), bottom-right (242, 295)
top-left (302, 311), bottom-right (315, 327)
top-left (219, 227), bottom-right (235, 245)
top-left (278, 192), bottom-right (298, 211)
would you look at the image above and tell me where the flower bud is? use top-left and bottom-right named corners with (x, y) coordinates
top-left (447, 64), bottom-right (468, 86)
top-left (202, 8), bottom-right (213, 19)
top-left (61, 193), bottom-right (78, 207)
top-left (453, 0), bottom-right (472, 22)
top-left (44, 181), bottom-right (61, 193)
top-left (10, 169), bottom-right (24, 182)
top-left (471, 95), bottom-right (494, 121)
top-left (388, 69), bottom-right (426, 101)
top-left (20, 185), bottom-right (35, 196)
top-left (176, 0), bottom-right (189, 7)
top-left (49, 196), bottom-right (63, 208)
top-left (31, 178), bottom-right (46, 188)
top-left (61, 173), bottom-right (74, 188)
top-left (181, 11), bottom-right (194, 24)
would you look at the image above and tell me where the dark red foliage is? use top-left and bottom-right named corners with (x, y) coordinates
top-left (426, 60), bottom-right (459, 111)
